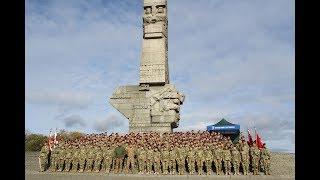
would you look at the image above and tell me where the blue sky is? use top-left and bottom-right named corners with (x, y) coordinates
top-left (26, 0), bottom-right (294, 153)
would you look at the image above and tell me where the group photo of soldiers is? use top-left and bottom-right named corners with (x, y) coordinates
top-left (39, 131), bottom-right (271, 175)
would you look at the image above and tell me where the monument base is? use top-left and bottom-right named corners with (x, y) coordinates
top-left (129, 123), bottom-right (173, 133)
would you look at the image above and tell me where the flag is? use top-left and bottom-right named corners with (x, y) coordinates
top-left (48, 130), bottom-right (53, 151)
top-left (255, 128), bottom-right (263, 149)
top-left (53, 129), bottom-right (58, 148)
top-left (247, 129), bottom-right (253, 146)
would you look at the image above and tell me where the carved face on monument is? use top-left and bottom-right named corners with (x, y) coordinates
top-left (143, 0), bottom-right (167, 38)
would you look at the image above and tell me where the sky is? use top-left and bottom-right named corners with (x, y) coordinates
top-left (25, 0), bottom-right (295, 153)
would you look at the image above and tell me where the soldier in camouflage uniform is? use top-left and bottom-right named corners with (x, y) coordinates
top-left (169, 145), bottom-right (178, 175)
top-left (64, 145), bottom-right (73, 172)
top-left (38, 143), bottom-right (50, 172)
top-left (71, 146), bottom-right (80, 172)
top-left (85, 145), bottom-right (95, 172)
top-left (177, 144), bottom-right (187, 175)
top-left (78, 144), bottom-right (87, 172)
top-left (146, 145), bottom-right (154, 174)
top-left (49, 146), bottom-right (58, 172)
top-left (204, 145), bottom-right (213, 175)
top-left (57, 145), bottom-right (65, 172)
top-left (215, 144), bottom-right (223, 175)
top-left (161, 145), bottom-right (170, 175)
top-left (223, 145), bottom-right (232, 175)
top-left (103, 144), bottom-right (114, 173)
top-left (231, 146), bottom-right (241, 175)
top-left (260, 145), bottom-right (271, 175)
top-left (240, 141), bottom-right (250, 175)
top-left (195, 144), bottom-right (205, 175)
top-left (153, 147), bottom-right (162, 175)
top-left (93, 146), bottom-right (103, 172)
top-left (125, 143), bottom-right (136, 174)
top-left (250, 143), bottom-right (260, 175)
top-left (137, 145), bottom-right (147, 174)
top-left (187, 144), bottom-right (196, 175)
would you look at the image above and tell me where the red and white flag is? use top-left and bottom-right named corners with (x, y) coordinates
top-left (255, 128), bottom-right (264, 149)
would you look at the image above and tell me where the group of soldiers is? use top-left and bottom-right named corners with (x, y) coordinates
top-left (39, 131), bottom-right (271, 175)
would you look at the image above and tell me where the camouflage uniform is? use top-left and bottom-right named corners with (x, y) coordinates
top-left (161, 146), bottom-right (170, 175)
top-left (177, 146), bottom-right (187, 175)
top-left (195, 146), bottom-right (205, 175)
top-left (57, 146), bottom-right (65, 172)
top-left (86, 146), bottom-right (95, 172)
top-left (260, 147), bottom-right (271, 175)
top-left (78, 145), bottom-right (87, 172)
top-left (64, 147), bottom-right (73, 172)
top-left (93, 146), bottom-right (103, 172)
top-left (215, 146), bottom-right (223, 175)
top-left (125, 145), bottom-right (136, 174)
top-left (250, 144), bottom-right (260, 175)
top-left (49, 147), bottom-right (59, 172)
top-left (204, 146), bottom-right (213, 175)
top-left (240, 143), bottom-right (250, 175)
top-left (103, 145), bottom-right (114, 173)
top-left (146, 147), bottom-right (154, 174)
top-left (169, 146), bottom-right (178, 174)
top-left (39, 145), bottom-right (50, 172)
top-left (153, 148), bottom-right (162, 174)
top-left (71, 147), bottom-right (80, 172)
top-left (223, 148), bottom-right (232, 175)
top-left (187, 146), bottom-right (196, 175)
top-left (231, 146), bottom-right (241, 175)
top-left (137, 146), bottom-right (147, 174)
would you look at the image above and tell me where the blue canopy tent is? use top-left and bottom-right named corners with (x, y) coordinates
top-left (207, 119), bottom-right (240, 143)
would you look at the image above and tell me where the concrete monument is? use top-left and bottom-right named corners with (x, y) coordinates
top-left (109, 0), bottom-right (185, 133)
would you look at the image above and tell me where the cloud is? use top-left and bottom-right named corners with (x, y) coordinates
top-left (93, 114), bottom-right (126, 132)
top-left (63, 114), bottom-right (86, 128)
top-left (26, 91), bottom-right (92, 109)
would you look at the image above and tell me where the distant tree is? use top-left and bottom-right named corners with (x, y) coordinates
top-left (25, 134), bottom-right (47, 151)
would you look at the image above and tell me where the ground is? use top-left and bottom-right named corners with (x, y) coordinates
top-left (25, 151), bottom-right (294, 180)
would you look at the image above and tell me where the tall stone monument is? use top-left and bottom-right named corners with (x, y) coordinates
top-left (109, 0), bottom-right (185, 133)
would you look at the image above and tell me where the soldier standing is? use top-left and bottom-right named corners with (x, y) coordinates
top-left (215, 144), bottom-right (223, 175)
top-left (153, 148), bottom-right (162, 175)
top-left (146, 145), bottom-right (154, 174)
top-left (64, 145), bottom-right (73, 172)
top-left (195, 144), bottom-right (205, 175)
top-left (78, 144), bottom-right (87, 172)
top-left (170, 145), bottom-right (178, 175)
top-left (240, 142), bottom-right (250, 175)
top-left (177, 144), bottom-right (187, 175)
top-left (204, 145), bottom-right (213, 175)
top-left (38, 143), bottom-right (50, 172)
top-left (71, 146), bottom-right (80, 172)
top-left (260, 145), bottom-right (271, 175)
top-left (86, 145), bottom-right (95, 172)
top-left (161, 145), bottom-right (170, 175)
top-left (103, 144), bottom-right (114, 174)
top-left (57, 145), bottom-right (65, 172)
top-left (222, 145), bottom-right (232, 175)
top-left (231, 146), bottom-right (241, 175)
top-left (137, 145), bottom-right (146, 174)
top-left (187, 144), bottom-right (196, 175)
top-left (250, 143), bottom-right (260, 175)
top-left (93, 146), bottom-right (103, 172)
top-left (49, 146), bottom-right (59, 172)
top-left (125, 143), bottom-right (136, 174)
